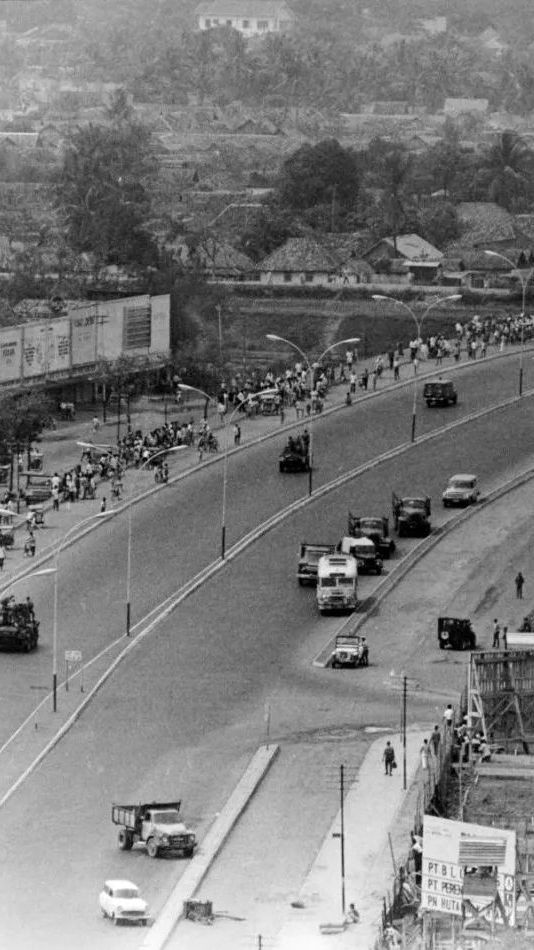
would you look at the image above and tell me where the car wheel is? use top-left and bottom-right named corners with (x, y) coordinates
top-left (142, 920), bottom-right (148, 927)
top-left (146, 838), bottom-right (159, 858)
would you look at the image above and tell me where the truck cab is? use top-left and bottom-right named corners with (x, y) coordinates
top-left (348, 513), bottom-right (395, 558)
top-left (392, 493), bottom-right (431, 537)
top-left (316, 554), bottom-right (358, 614)
top-left (338, 536), bottom-right (383, 574)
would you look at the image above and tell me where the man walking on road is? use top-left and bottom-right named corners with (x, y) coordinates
top-left (383, 741), bottom-right (396, 776)
top-left (443, 704), bottom-right (453, 729)
top-left (492, 619), bottom-right (500, 648)
top-left (515, 571), bottom-right (525, 599)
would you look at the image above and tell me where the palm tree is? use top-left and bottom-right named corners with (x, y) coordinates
top-left (480, 130), bottom-right (534, 211)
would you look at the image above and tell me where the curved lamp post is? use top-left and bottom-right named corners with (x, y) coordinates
top-left (372, 294), bottom-right (461, 442)
top-left (176, 382), bottom-right (214, 421)
top-left (53, 510), bottom-right (111, 711)
top-left (220, 387), bottom-right (279, 559)
top-left (266, 334), bottom-right (361, 495)
top-left (125, 444), bottom-right (185, 635)
top-left (485, 250), bottom-right (534, 396)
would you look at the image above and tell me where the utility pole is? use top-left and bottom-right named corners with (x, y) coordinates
top-left (332, 764), bottom-right (346, 916)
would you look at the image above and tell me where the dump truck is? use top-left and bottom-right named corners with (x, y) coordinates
top-left (0, 596), bottom-right (39, 652)
top-left (111, 800), bottom-right (197, 859)
top-left (297, 542), bottom-right (336, 585)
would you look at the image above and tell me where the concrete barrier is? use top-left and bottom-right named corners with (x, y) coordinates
top-left (140, 743), bottom-right (280, 950)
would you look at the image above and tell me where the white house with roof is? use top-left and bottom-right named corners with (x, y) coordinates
top-left (195, 0), bottom-right (295, 37)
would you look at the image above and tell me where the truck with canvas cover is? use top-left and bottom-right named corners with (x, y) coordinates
top-left (111, 800), bottom-right (197, 858)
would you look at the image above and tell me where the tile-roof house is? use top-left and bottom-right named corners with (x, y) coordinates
top-left (259, 236), bottom-right (373, 286)
top-left (363, 234), bottom-right (443, 285)
top-left (446, 202), bottom-right (532, 252)
top-left (195, 1), bottom-right (295, 37)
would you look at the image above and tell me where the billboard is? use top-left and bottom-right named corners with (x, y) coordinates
top-left (71, 307), bottom-right (98, 367)
top-left (0, 326), bottom-right (22, 382)
top-left (422, 815), bottom-right (515, 925)
top-left (22, 319), bottom-right (71, 378)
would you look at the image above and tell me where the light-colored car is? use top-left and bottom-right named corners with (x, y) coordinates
top-left (99, 879), bottom-right (149, 925)
top-left (442, 473), bottom-right (479, 508)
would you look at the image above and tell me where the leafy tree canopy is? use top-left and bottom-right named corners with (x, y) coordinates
top-left (56, 119), bottom-right (158, 267)
top-left (277, 139), bottom-right (359, 212)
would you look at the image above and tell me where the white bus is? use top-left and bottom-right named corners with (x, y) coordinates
top-left (316, 554), bottom-right (358, 614)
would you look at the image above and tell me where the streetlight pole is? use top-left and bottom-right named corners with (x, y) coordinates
top-left (220, 388), bottom-right (278, 559)
top-left (53, 510), bottom-right (111, 712)
top-left (485, 250), bottom-right (534, 397)
top-left (266, 334), bottom-right (361, 496)
top-left (125, 444), bottom-right (185, 635)
top-left (372, 294), bottom-right (461, 442)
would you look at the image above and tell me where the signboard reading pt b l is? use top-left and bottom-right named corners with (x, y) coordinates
top-left (422, 814), bottom-right (515, 925)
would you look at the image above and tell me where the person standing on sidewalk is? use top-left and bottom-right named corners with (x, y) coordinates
top-left (515, 571), bottom-right (525, 599)
top-left (393, 355), bottom-right (400, 381)
top-left (383, 741), bottom-right (396, 776)
top-left (443, 704), bottom-right (454, 729)
top-left (430, 725), bottom-right (441, 757)
top-left (492, 618), bottom-right (500, 648)
top-left (420, 739), bottom-right (430, 771)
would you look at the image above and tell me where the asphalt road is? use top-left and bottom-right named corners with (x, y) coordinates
top-left (1, 354), bottom-right (533, 949)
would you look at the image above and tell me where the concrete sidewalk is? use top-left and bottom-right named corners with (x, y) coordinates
top-left (159, 731), bottom-right (427, 950)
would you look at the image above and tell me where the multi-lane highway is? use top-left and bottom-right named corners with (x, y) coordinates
top-left (1, 354), bottom-right (534, 948)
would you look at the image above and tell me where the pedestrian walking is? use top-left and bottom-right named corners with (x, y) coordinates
top-left (361, 367), bottom-right (369, 391)
top-left (413, 356), bottom-right (418, 375)
top-left (52, 487), bottom-right (60, 511)
top-left (443, 703), bottom-right (454, 728)
top-left (0, 544), bottom-right (6, 570)
top-left (420, 739), bottom-right (430, 770)
top-left (371, 369), bottom-right (377, 391)
top-left (92, 415), bottom-right (100, 433)
top-left (393, 356), bottom-right (400, 381)
top-left (492, 618), bottom-right (500, 648)
top-left (515, 571), bottom-right (525, 599)
top-left (382, 740), bottom-right (396, 776)
top-left (100, 497), bottom-right (107, 513)
top-left (430, 725), bottom-right (441, 756)
top-left (503, 625), bottom-right (508, 650)
top-left (233, 423), bottom-right (241, 446)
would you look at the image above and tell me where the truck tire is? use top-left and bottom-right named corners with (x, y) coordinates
top-left (146, 838), bottom-right (159, 858)
top-left (183, 847), bottom-right (194, 858)
top-left (118, 829), bottom-right (133, 850)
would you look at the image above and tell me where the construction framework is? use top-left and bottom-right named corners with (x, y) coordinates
top-left (467, 650), bottom-right (534, 752)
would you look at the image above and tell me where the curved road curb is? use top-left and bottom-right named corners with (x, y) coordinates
top-left (139, 743), bottom-right (280, 950)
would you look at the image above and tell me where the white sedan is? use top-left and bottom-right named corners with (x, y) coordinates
top-left (442, 473), bottom-right (479, 508)
top-left (99, 879), bottom-right (149, 925)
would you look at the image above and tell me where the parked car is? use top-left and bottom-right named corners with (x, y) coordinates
top-left (438, 617), bottom-right (476, 651)
top-left (99, 880), bottom-right (149, 925)
top-left (423, 379), bottom-right (457, 407)
top-left (442, 474), bottom-right (479, 508)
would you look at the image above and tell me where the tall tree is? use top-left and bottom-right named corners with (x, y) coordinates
top-left (277, 139), bottom-right (359, 218)
top-left (56, 121), bottom-right (157, 267)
